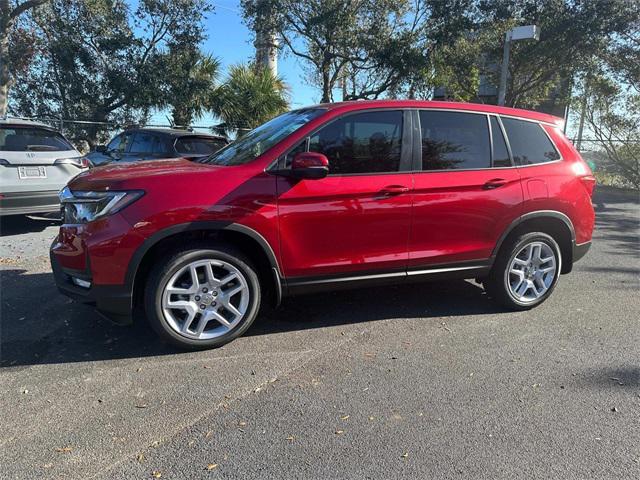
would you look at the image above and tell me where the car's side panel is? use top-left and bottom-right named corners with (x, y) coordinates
top-left (276, 173), bottom-right (413, 277)
top-left (516, 126), bottom-right (595, 245)
top-left (409, 168), bottom-right (524, 267)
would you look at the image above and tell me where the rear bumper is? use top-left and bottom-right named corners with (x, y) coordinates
top-left (0, 190), bottom-right (60, 216)
top-left (50, 245), bottom-right (133, 324)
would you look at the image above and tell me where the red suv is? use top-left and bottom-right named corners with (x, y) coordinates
top-left (51, 101), bottom-right (595, 349)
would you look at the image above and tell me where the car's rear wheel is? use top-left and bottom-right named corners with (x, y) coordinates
top-left (485, 232), bottom-right (561, 310)
top-left (144, 243), bottom-right (261, 349)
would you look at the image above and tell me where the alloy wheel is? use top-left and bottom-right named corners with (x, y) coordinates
top-left (161, 259), bottom-right (250, 340)
top-left (506, 241), bottom-right (557, 303)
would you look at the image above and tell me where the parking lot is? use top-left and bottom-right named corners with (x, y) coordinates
top-left (0, 187), bottom-right (638, 479)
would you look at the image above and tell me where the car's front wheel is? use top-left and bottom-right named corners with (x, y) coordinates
top-left (485, 232), bottom-right (561, 310)
top-left (144, 243), bottom-right (261, 349)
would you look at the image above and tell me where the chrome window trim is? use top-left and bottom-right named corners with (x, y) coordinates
top-left (500, 116), bottom-right (564, 167)
top-left (416, 109), bottom-right (494, 172)
top-left (266, 107), bottom-right (418, 175)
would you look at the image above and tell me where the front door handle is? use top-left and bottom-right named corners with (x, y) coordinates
top-left (483, 178), bottom-right (507, 190)
top-left (380, 185), bottom-right (410, 196)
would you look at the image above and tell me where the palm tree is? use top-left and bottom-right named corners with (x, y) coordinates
top-left (212, 64), bottom-right (289, 136)
top-left (162, 49), bottom-right (221, 128)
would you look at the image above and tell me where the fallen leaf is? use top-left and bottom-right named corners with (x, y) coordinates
top-left (368, 416), bottom-right (375, 421)
top-left (335, 430), bottom-right (344, 435)
top-left (136, 404), bottom-right (148, 409)
top-left (340, 415), bottom-right (350, 420)
top-left (43, 463), bottom-right (53, 469)
top-left (401, 452), bottom-right (409, 459)
top-left (136, 368), bottom-right (142, 372)
top-left (136, 453), bottom-right (145, 463)
top-left (286, 436), bottom-right (295, 441)
top-left (55, 447), bottom-right (72, 453)
top-left (152, 471), bottom-right (162, 478)
top-left (205, 430), bottom-right (213, 439)
top-left (206, 463), bottom-right (218, 471)
top-left (238, 421), bottom-right (247, 427)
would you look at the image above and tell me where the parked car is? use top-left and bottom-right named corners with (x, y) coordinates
top-left (51, 100), bottom-right (596, 349)
top-left (88, 128), bottom-right (229, 166)
top-left (0, 118), bottom-right (89, 216)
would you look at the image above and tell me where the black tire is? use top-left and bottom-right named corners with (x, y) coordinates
top-left (484, 232), bottom-right (562, 310)
top-left (144, 242), bottom-right (261, 349)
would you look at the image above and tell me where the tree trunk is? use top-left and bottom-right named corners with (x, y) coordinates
top-left (321, 63), bottom-right (331, 103)
top-left (0, 5), bottom-right (10, 117)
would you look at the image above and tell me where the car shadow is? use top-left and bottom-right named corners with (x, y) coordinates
top-left (0, 213), bottom-right (59, 236)
top-left (0, 268), bottom-right (501, 368)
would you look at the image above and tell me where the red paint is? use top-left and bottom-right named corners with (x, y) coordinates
top-left (51, 100), bottom-right (595, 294)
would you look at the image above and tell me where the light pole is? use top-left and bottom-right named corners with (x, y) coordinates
top-left (497, 25), bottom-right (540, 106)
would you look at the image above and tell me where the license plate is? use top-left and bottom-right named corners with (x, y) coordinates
top-left (18, 166), bottom-right (47, 179)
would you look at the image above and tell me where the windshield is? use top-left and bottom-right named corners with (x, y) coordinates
top-left (0, 126), bottom-right (74, 152)
top-left (200, 108), bottom-right (326, 166)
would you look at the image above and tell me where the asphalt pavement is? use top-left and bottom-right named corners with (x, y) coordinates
top-left (1, 187), bottom-right (639, 479)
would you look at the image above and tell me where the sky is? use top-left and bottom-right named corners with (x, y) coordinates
top-left (148, 0), bottom-right (318, 125)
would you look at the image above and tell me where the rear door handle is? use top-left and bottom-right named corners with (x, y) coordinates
top-left (380, 185), bottom-right (410, 196)
top-left (483, 178), bottom-right (507, 190)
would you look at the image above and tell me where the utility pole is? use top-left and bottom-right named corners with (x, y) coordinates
top-left (497, 25), bottom-right (540, 106)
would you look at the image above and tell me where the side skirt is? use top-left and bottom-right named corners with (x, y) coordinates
top-left (284, 261), bottom-right (492, 296)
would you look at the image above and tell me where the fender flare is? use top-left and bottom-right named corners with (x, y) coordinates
top-left (491, 210), bottom-right (576, 260)
top-left (124, 221), bottom-right (282, 291)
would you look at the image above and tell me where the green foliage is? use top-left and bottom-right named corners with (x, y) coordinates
top-left (10, 0), bottom-right (211, 143)
top-left (241, 0), bottom-right (432, 102)
top-left (211, 64), bottom-right (289, 135)
top-left (583, 75), bottom-right (640, 189)
top-left (475, 0), bottom-right (639, 109)
top-left (159, 49), bottom-right (221, 127)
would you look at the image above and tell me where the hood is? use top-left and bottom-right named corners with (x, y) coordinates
top-left (0, 149), bottom-right (80, 165)
top-left (68, 158), bottom-right (224, 190)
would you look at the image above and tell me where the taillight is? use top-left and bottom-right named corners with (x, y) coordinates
top-left (580, 175), bottom-right (596, 197)
top-left (54, 156), bottom-right (92, 168)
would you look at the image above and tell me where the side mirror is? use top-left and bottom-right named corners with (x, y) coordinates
top-left (290, 152), bottom-right (329, 180)
top-left (95, 145), bottom-right (107, 154)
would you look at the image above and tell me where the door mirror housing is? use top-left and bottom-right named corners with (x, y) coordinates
top-left (290, 152), bottom-right (329, 179)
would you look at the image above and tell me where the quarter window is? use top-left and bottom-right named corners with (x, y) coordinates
top-left (501, 117), bottom-right (560, 165)
top-left (308, 110), bottom-right (403, 174)
top-left (419, 111), bottom-right (491, 170)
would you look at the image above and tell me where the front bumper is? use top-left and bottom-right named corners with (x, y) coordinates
top-left (0, 190), bottom-right (60, 216)
top-left (50, 245), bottom-right (133, 324)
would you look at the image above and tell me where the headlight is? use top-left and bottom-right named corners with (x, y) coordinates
top-left (59, 186), bottom-right (143, 224)
top-left (54, 157), bottom-right (92, 168)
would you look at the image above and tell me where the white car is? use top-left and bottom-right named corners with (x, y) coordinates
top-left (0, 118), bottom-right (89, 216)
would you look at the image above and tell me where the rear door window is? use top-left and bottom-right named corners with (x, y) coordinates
top-left (175, 136), bottom-right (227, 156)
top-left (129, 132), bottom-right (156, 154)
top-left (501, 117), bottom-right (560, 165)
top-left (419, 111), bottom-right (491, 170)
top-left (0, 127), bottom-right (73, 152)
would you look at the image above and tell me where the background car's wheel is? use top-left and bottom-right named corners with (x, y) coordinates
top-left (144, 242), bottom-right (261, 349)
top-left (484, 232), bottom-right (561, 310)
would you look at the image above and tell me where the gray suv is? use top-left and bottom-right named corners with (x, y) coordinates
top-left (0, 118), bottom-right (88, 216)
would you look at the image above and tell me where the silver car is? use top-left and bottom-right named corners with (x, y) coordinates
top-left (0, 118), bottom-right (89, 216)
